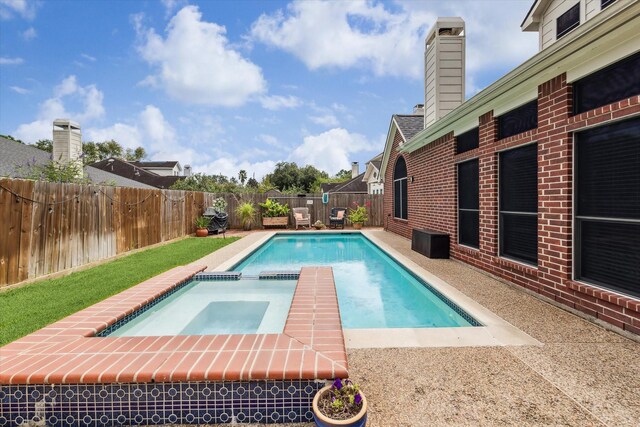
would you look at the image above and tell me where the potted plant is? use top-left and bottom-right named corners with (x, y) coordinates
top-left (259, 198), bottom-right (290, 228)
top-left (194, 216), bottom-right (210, 237)
top-left (236, 202), bottom-right (257, 231)
top-left (313, 378), bottom-right (367, 427)
top-left (347, 201), bottom-right (370, 230)
top-left (313, 220), bottom-right (326, 230)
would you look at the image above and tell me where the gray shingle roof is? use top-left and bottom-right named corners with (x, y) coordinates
top-left (0, 136), bottom-right (51, 177)
top-left (0, 136), bottom-right (154, 189)
top-left (325, 172), bottom-right (367, 194)
top-left (394, 114), bottom-right (424, 141)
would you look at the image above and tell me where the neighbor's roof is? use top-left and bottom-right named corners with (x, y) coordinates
top-left (131, 161), bottom-right (181, 169)
top-left (322, 172), bottom-right (367, 194)
top-left (0, 136), bottom-right (155, 189)
top-left (90, 158), bottom-right (183, 189)
top-left (0, 136), bottom-right (50, 177)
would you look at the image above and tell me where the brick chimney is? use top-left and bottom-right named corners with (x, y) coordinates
top-left (424, 17), bottom-right (465, 129)
top-left (351, 161), bottom-right (359, 178)
top-left (52, 119), bottom-right (83, 177)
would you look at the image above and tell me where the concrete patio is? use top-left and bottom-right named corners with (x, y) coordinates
top-left (187, 229), bottom-right (639, 427)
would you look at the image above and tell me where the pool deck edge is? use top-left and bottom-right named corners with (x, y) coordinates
top-left (0, 265), bottom-right (348, 385)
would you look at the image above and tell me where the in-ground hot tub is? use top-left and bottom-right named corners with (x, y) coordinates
top-left (0, 266), bottom-right (347, 426)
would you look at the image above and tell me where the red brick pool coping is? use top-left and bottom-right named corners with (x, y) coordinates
top-left (0, 265), bottom-right (348, 384)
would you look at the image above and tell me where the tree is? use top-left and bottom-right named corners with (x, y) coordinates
top-left (170, 173), bottom-right (242, 193)
top-left (33, 139), bottom-right (53, 153)
top-left (125, 147), bottom-right (146, 161)
top-left (238, 169), bottom-right (247, 186)
top-left (97, 139), bottom-right (123, 160)
top-left (246, 177), bottom-right (259, 188)
top-left (265, 162), bottom-right (329, 193)
top-left (334, 169), bottom-right (352, 181)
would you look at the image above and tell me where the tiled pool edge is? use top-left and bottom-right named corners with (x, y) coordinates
top-left (0, 265), bottom-right (348, 426)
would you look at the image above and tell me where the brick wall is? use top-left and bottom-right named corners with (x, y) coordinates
top-left (384, 72), bottom-right (640, 335)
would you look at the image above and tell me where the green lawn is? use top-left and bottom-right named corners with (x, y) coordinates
top-left (0, 236), bottom-right (239, 346)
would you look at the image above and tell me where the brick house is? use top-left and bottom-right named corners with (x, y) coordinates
top-left (380, 0), bottom-right (639, 335)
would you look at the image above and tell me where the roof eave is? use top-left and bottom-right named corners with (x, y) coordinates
top-left (401, 1), bottom-right (640, 154)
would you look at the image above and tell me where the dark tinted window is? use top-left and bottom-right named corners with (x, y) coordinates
top-left (573, 52), bottom-right (640, 115)
top-left (557, 3), bottom-right (580, 38)
top-left (393, 156), bottom-right (408, 220)
top-left (575, 117), bottom-right (640, 297)
top-left (499, 144), bottom-right (538, 265)
top-left (497, 100), bottom-right (538, 140)
top-left (458, 159), bottom-right (479, 248)
top-left (456, 127), bottom-right (480, 154)
top-left (601, 0), bottom-right (616, 9)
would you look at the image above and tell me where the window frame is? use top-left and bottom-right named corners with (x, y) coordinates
top-left (496, 100), bottom-right (538, 140)
top-left (498, 142), bottom-right (539, 266)
top-left (556, 3), bottom-right (580, 39)
top-left (457, 158), bottom-right (480, 249)
top-left (393, 156), bottom-right (408, 220)
top-left (572, 117), bottom-right (640, 298)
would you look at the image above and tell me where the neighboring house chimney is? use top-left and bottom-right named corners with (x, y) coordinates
top-left (351, 161), bottom-right (359, 178)
top-left (184, 164), bottom-right (192, 177)
top-left (52, 119), bottom-right (83, 177)
top-left (424, 17), bottom-right (465, 129)
top-left (413, 104), bottom-right (425, 115)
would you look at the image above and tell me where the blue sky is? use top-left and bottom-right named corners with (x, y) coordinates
top-left (0, 0), bottom-right (538, 179)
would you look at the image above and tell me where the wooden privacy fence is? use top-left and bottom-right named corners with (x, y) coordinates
top-left (0, 178), bottom-right (383, 287)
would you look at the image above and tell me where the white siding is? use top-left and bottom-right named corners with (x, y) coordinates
top-left (585, 0), bottom-right (600, 20)
top-left (539, 0), bottom-right (608, 50)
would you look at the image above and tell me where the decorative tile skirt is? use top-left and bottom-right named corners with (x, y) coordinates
top-left (0, 380), bottom-right (325, 426)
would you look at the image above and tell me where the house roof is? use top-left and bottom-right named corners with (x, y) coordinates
top-left (88, 158), bottom-right (183, 189)
top-left (130, 161), bottom-right (181, 170)
top-left (394, 114), bottom-right (424, 141)
top-left (0, 137), bottom-right (154, 189)
top-left (323, 172), bottom-right (367, 194)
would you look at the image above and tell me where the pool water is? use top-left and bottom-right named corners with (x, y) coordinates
top-left (233, 234), bottom-right (476, 329)
top-left (108, 279), bottom-right (296, 336)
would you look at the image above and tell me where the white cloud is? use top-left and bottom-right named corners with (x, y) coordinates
top-left (10, 85), bottom-right (30, 94)
top-left (85, 105), bottom-right (176, 152)
top-left (0, 56), bottom-right (24, 65)
top-left (309, 114), bottom-right (339, 127)
top-left (85, 123), bottom-right (142, 147)
top-left (250, 0), bottom-right (537, 88)
top-left (160, 0), bottom-right (186, 18)
top-left (250, 0), bottom-right (433, 78)
top-left (13, 75), bottom-right (105, 143)
top-left (21, 26), bottom-right (36, 40)
top-left (81, 53), bottom-right (96, 62)
top-left (289, 128), bottom-right (374, 175)
top-left (135, 5), bottom-right (266, 106)
top-left (0, 0), bottom-right (36, 20)
top-left (259, 94), bottom-right (302, 110)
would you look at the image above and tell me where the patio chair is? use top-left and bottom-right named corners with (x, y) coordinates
top-left (329, 207), bottom-right (347, 229)
top-left (293, 207), bottom-right (311, 230)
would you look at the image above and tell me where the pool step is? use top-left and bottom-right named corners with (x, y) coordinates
top-left (259, 271), bottom-right (301, 280)
top-left (194, 272), bottom-right (242, 281)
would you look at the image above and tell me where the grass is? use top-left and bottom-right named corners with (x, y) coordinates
top-left (0, 236), bottom-right (239, 346)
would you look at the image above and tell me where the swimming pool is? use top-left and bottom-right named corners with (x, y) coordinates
top-left (107, 279), bottom-right (296, 336)
top-left (232, 233), bottom-right (478, 329)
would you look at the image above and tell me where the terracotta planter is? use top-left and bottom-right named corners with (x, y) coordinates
top-left (262, 216), bottom-right (288, 228)
top-left (352, 223), bottom-right (363, 230)
top-left (312, 385), bottom-right (367, 427)
top-left (195, 228), bottom-right (209, 237)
